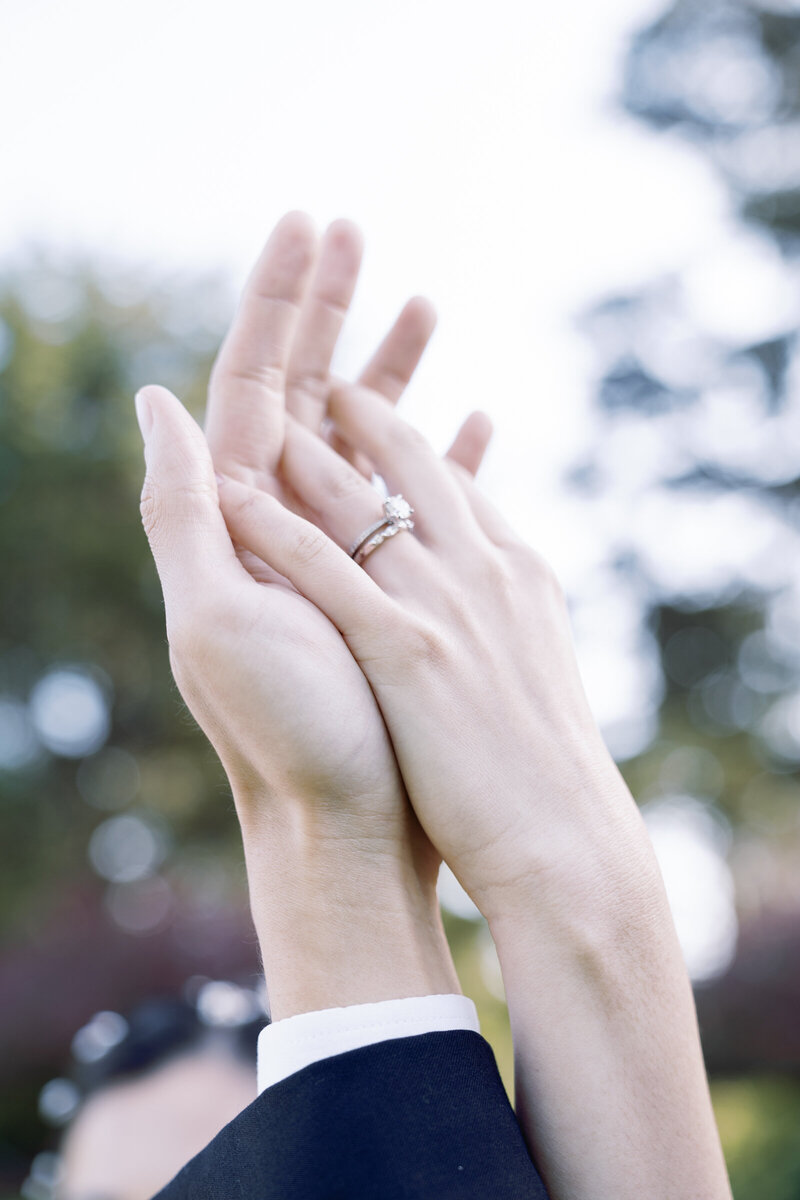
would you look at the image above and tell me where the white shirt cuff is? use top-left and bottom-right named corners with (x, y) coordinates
top-left (256, 993), bottom-right (480, 1094)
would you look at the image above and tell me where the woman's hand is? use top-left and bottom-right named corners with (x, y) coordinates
top-left (214, 380), bottom-right (732, 1200)
top-left (215, 379), bottom-right (642, 918)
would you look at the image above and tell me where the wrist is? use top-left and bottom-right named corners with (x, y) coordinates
top-left (476, 769), bottom-right (663, 934)
top-left (237, 804), bottom-right (460, 1021)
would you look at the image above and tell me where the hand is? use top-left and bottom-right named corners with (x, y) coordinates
top-left (135, 213), bottom-right (483, 1016)
top-left (214, 379), bottom-right (643, 918)
top-left (199, 211), bottom-right (488, 855)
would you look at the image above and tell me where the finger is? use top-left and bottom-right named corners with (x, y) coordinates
top-left (327, 383), bottom-right (478, 532)
top-left (445, 411), bottom-right (493, 478)
top-left (329, 294), bottom-right (438, 477)
top-left (285, 219), bottom-right (363, 432)
top-left (357, 295), bottom-right (437, 404)
top-left (135, 386), bottom-right (239, 614)
top-left (205, 211), bottom-right (318, 479)
top-left (327, 426), bottom-right (374, 480)
top-left (215, 473), bottom-right (397, 653)
top-left (281, 419), bottom-right (428, 593)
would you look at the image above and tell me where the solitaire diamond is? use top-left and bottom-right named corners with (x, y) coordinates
top-left (384, 495), bottom-right (413, 522)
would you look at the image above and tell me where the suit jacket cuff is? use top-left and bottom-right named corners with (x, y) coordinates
top-left (257, 993), bottom-right (479, 1093)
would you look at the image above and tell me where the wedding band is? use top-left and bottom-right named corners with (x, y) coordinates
top-left (349, 494), bottom-right (415, 566)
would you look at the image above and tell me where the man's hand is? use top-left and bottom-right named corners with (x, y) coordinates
top-left (135, 213), bottom-right (475, 1019)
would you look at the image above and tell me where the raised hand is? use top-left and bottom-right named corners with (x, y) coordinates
top-left (214, 379), bottom-right (635, 912)
top-left (196, 211), bottom-right (488, 817)
top-left (134, 213), bottom-right (482, 1018)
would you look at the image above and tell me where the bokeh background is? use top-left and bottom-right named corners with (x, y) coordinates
top-left (3, 0), bottom-right (800, 1196)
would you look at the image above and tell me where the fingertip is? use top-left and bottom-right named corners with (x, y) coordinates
top-left (134, 389), bottom-right (153, 443)
top-left (467, 410), bottom-right (494, 443)
top-left (136, 383), bottom-right (176, 406)
top-left (403, 294), bottom-right (438, 335)
top-left (329, 378), bottom-right (389, 415)
top-left (135, 384), bottom-right (180, 442)
top-left (326, 217), bottom-right (364, 254)
top-left (445, 410), bottom-right (494, 478)
top-left (276, 209), bottom-right (318, 239)
top-left (264, 211), bottom-right (319, 275)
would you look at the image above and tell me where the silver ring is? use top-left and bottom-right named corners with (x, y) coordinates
top-left (348, 494), bottom-right (415, 565)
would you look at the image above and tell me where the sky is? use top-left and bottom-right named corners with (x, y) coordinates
top-left (1, 0), bottom-right (740, 635)
top-left (2, 0), bottom-right (752, 974)
top-left (1, 0), bottom-right (726, 504)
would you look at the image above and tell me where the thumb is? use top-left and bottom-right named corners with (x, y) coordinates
top-left (135, 385), bottom-right (236, 613)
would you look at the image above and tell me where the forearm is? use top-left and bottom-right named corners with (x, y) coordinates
top-left (236, 798), bottom-right (460, 1021)
top-left (486, 780), bottom-right (731, 1200)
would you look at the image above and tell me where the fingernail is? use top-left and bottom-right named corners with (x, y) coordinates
top-left (215, 472), bottom-right (227, 487)
top-left (134, 390), bottom-right (153, 442)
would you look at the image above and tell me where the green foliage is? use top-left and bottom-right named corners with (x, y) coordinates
top-left (0, 261), bottom-right (240, 938)
top-left (713, 1077), bottom-right (800, 1200)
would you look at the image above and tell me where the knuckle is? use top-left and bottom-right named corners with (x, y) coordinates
top-left (395, 420), bottom-right (431, 455)
top-left (286, 366), bottom-right (328, 401)
top-left (524, 548), bottom-right (564, 599)
top-left (211, 355), bottom-right (284, 397)
top-left (140, 475), bottom-right (219, 544)
top-left (292, 526), bottom-right (328, 568)
top-left (483, 556), bottom-right (515, 596)
top-left (470, 556), bottom-right (519, 617)
top-left (139, 476), bottom-right (166, 544)
top-left (328, 464), bottom-right (368, 504)
top-left (227, 486), bottom-right (261, 525)
top-left (401, 616), bottom-right (450, 672)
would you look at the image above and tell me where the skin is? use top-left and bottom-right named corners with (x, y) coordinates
top-left (136, 211), bottom-right (733, 1198)
top-left (137, 212), bottom-right (475, 1018)
top-left (59, 1044), bottom-right (256, 1200)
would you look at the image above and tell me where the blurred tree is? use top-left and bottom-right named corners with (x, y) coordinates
top-left (0, 258), bottom-right (263, 1184)
top-left (568, 4), bottom-right (800, 1194)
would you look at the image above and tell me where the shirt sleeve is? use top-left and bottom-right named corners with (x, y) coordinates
top-left (256, 993), bottom-right (480, 1094)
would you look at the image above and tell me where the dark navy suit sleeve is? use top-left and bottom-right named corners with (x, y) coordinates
top-left (153, 1030), bottom-right (550, 1199)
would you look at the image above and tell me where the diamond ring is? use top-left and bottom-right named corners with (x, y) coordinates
top-left (348, 494), bottom-right (415, 566)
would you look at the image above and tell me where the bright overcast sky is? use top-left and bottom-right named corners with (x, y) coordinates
top-left (1, 0), bottom-right (726, 469)
top-left (2, 0), bottom-right (734, 715)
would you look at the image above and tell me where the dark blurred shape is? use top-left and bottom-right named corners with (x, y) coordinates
top-left (28, 991), bottom-right (263, 1200)
top-left (663, 625), bottom-right (730, 688)
top-left (62, 990), bottom-right (264, 1102)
